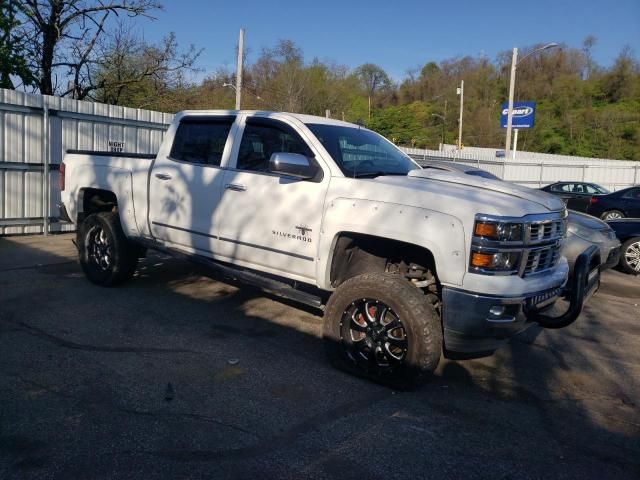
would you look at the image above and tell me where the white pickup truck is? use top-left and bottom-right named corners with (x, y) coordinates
top-left (59, 110), bottom-right (599, 387)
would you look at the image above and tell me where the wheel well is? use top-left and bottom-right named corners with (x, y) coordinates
top-left (78, 188), bottom-right (118, 223)
top-left (330, 233), bottom-right (439, 289)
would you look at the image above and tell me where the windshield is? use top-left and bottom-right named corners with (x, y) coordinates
top-left (307, 123), bottom-right (419, 177)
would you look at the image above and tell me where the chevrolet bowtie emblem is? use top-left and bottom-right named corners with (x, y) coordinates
top-left (295, 225), bottom-right (312, 236)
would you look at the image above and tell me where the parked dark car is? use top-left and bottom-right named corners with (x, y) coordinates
top-left (607, 219), bottom-right (640, 274)
top-left (540, 182), bottom-right (609, 213)
top-left (588, 186), bottom-right (640, 220)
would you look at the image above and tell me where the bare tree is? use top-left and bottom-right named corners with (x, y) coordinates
top-left (16, 0), bottom-right (161, 96)
top-left (92, 22), bottom-right (201, 106)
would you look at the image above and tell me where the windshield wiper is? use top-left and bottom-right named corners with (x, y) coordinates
top-left (351, 171), bottom-right (407, 178)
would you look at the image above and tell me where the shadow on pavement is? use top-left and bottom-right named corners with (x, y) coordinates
top-left (0, 235), bottom-right (638, 479)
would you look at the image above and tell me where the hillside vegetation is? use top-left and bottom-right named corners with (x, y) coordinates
top-left (123, 38), bottom-right (638, 160)
top-left (2, 1), bottom-right (637, 160)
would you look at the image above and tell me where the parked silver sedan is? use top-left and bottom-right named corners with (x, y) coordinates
top-left (564, 211), bottom-right (621, 274)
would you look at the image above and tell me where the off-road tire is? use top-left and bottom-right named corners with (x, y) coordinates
top-left (323, 272), bottom-right (442, 389)
top-left (619, 237), bottom-right (640, 275)
top-left (78, 212), bottom-right (138, 286)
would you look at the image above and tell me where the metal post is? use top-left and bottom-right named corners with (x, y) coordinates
top-left (325, 109), bottom-right (331, 118)
top-left (634, 165), bottom-right (638, 185)
top-left (235, 28), bottom-right (244, 110)
top-left (42, 103), bottom-right (50, 236)
top-left (539, 163), bottom-right (544, 187)
top-left (505, 47), bottom-right (518, 159)
top-left (457, 81), bottom-right (464, 149)
top-left (512, 128), bottom-right (518, 159)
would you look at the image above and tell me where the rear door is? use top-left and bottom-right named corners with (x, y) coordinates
top-left (622, 188), bottom-right (640, 217)
top-left (213, 116), bottom-right (329, 281)
top-left (149, 115), bottom-right (237, 254)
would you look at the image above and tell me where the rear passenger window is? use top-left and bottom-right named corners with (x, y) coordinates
top-left (623, 188), bottom-right (640, 199)
top-left (170, 119), bottom-right (234, 166)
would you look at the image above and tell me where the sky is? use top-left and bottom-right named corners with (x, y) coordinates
top-left (142, 0), bottom-right (640, 81)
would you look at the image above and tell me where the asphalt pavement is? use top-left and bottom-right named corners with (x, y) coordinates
top-left (1, 234), bottom-right (639, 479)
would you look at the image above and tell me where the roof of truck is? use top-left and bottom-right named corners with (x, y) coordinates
top-left (177, 110), bottom-right (359, 128)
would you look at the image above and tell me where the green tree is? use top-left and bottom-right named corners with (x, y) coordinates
top-left (354, 63), bottom-right (392, 119)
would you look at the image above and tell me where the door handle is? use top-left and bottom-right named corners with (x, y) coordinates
top-left (155, 173), bottom-right (172, 180)
top-left (225, 183), bottom-right (246, 192)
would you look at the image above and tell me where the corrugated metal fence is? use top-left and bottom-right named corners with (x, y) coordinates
top-left (0, 88), bottom-right (173, 235)
top-left (400, 145), bottom-right (639, 191)
top-left (1, 88), bottom-right (638, 236)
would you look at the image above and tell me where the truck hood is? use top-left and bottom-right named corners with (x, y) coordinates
top-left (401, 169), bottom-right (565, 211)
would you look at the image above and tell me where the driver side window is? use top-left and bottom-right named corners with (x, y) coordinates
top-left (236, 122), bottom-right (310, 173)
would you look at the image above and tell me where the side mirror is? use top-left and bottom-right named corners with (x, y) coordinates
top-left (269, 152), bottom-right (316, 179)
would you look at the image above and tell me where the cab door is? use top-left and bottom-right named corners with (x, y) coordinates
top-left (149, 115), bottom-right (237, 254)
top-left (213, 116), bottom-right (329, 282)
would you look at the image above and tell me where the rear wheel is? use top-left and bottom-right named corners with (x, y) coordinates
top-left (601, 210), bottom-right (624, 220)
top-left (78, 212), bottom-right (138, 286)
top-left (619, 237), bottom-right (640, 275)
top-left (323, 273), bottom-right (442, 389)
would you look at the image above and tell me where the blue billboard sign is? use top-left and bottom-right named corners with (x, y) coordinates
top-left (500, 101), bottom-right (536, 129)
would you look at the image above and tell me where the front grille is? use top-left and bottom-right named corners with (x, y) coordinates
top-left (527, 219), bottom-right (564, 243)
top-left (523, 244), bottom-right (561, 275)
top-left (521, 219), bottom-right (564, 276)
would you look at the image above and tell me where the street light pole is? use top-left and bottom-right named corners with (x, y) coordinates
top-left (457, 80), bottom-right (464, 149)
top-left (235, 28), bottom-right (244, 110)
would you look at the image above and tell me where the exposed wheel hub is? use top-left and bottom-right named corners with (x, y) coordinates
top-left (625, 241), bottom-right (640, 272)
top-left (340, 299), bottom-right (408, 371)
top-left (86, 225), bottom-right (112, 271)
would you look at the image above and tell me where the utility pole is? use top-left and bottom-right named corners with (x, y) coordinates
top-left (235, 28), bottom-right (244, 110)
top-left (504, 47), bottom-right (518, 159)
top-left (457, 80), bottom-right (464, 149)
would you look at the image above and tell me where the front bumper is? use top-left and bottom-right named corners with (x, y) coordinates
top-left (604, 245), bottom-right (621, 270)
top-left (443, 245), bottom-right (600, 357)
top-left (442, 284), bottom-right (563, 355)
top-left (564, 234), bottom-right (620, 274)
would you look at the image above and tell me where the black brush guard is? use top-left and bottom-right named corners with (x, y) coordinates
top-left (529, 245), bottom-right (600, 329)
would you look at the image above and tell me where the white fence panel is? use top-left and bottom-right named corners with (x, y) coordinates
top-left (0, 88), bottom-right (173, 235)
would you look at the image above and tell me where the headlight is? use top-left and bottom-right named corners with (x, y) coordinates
top-left (474, 220), bottom-right (523, 242)
top-left (470, 250), bottom-right (521, 273)
top-left (567, 223), bottom-right (605, 243)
